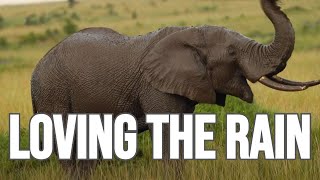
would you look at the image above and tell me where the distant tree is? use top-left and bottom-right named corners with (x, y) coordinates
top-left (68, 0), bottom-right (76, 8)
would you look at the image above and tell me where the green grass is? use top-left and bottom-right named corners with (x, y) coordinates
top-left (0, 0), bottom-right (319, 179)
top-left (2, 97), bottom-right (319, 179)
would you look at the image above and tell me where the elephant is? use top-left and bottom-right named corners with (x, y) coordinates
top-left (31, 0), bottom-right (319, 177)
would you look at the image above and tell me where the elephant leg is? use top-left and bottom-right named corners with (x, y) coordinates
top-left (58, 112), bottom-right (78, 177)
top-left (33, 88), bottom-right (85, 177)
top-left (50, 112), bottom-right (98, 178)
top-left (68, 114), bottom-right (98, 179)
top-left (141, 89), bottom-right (196, 179)
top-left (148, 117), bottom-right (185, 179)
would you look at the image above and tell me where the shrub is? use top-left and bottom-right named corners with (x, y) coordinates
top-left (0, 37), bottom-right (8, 48)
top-left (105, 3), bottom-right (113, 9)
top-left (25, 13), bottom-right (51, 26)
top-left (106, 3), bottom-right (118, 16)
top-left (63, 19), bottom-right (78, 35)
top-left (50, 11), bottom-right (64, 19)
top-left (68, 0), bottom-right (76, 8)
top-left (0, 15), bottom-right (4, 29)
top-left (70, 12), bottom-right (80, 20)
top-left (198, 5), bottom-right (217, 12)
top-left (38, 29), bottom-right (59, 41)
top-left (45, 28), bottom-right (59, 37)
top-left (25, 14), bottom-right (38, 26)
top-left (131, 11), bottom-right (137, 19)
top-left (19, 28), bottom-right (60, 45)
top-left (19, 32), bottom-right (38, 44)
top-left (39, 14), bottom-right (50, 24)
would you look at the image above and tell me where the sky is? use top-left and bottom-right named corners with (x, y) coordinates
top-left (0, 0), bottom-right (66, 6)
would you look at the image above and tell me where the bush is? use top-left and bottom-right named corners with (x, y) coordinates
top-left (25, 13), bottom-right (52, 26)
top-left (19, 28), bottom-right (60, 45)
top-left (39, 14), bottom-right (50, 24)
top-left (70, 12), bottom-right (80, 20)
top-left (45, 28), bottom-right (59, 37)
top-left (106, 3), bottom-right (118, 16)
top-left (198, 5), bottom-right (217, 12)
top-left (49, 11), bottom-right (65, 19)
top-left (63, 19), bottom-right (78, 35)
top-left (38, 29), bottom-right (59, 41)
top-left (24, 14), bottom-right (38, 26)
top-left (105, 3), bottom-right (114, 9)
top-left (68, 0), bottom-right (76, 8)
top-left (19, 32), bottom-right (38, 44)
top-left (0, 15), bottom-right (4, 29)
top-left (0, 37), bottom-right (8, 48)
top-left (131, 11), bottom-right (137, 19)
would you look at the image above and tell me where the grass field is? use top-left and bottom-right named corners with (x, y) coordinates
top-left (0, 0), bottom-right (319, 179)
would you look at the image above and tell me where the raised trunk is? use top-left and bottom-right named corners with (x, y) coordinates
top-left (241, 0), bottom-right (295, 82)
top-left (260, 0), bottom-right (295, 74)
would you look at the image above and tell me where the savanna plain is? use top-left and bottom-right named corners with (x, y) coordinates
top-left (0, 0), bottom-right (319, 179)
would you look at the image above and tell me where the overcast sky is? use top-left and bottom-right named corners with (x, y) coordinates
top-left (0, 0), bottom-right (66, 6)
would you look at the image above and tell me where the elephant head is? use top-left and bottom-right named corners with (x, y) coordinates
top-left (142, 0), bottom-right (320, 105)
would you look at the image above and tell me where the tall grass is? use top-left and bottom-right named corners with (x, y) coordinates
top-left (1, 97), bottom-right (319, 179)
top-left (0, 0), bottom-right (319, 179)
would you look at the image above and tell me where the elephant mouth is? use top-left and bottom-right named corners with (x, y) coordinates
top-left (216, 92), bottom-right (227, 106)
top-left (215, 90), bottom-right (253, 106)
top-left (258, 75), bottom-right (320, 91)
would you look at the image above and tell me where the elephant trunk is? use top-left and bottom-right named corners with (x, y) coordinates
top-left (260, 0), bottom-right (295, 75)
top-left (239, 0), bottom-right (319, 91)
top-left (243, 0), bottom-right (294, 82)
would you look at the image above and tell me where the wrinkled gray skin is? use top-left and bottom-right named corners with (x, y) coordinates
top-left (31, 0), bottom-right (295, 177)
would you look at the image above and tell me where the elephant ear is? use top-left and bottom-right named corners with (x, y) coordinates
top-left (141, 28), bottom-right (216, 104)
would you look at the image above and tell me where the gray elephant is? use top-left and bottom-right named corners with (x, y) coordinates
top-left (31, 0), bottom-right (319, 177)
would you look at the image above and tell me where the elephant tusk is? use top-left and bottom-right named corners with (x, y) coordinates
top-left (268, 75), bottom-right (320, 88)
top-left (258, 76), bottom-right (308, 91)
